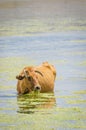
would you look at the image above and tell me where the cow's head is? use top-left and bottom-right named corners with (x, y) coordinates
top-left (16, 67), bottom-right (43, 94)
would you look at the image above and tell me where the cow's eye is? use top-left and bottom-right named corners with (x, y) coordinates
top-left (28, 76), bottom-right (32, 81)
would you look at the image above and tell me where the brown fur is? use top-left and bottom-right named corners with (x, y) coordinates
top-left (16, 62), bottom-right (56, 94)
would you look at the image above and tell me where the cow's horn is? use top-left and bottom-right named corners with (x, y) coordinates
top-left (24, 69), bottom-right (28, 78)
top-left (35, 70), bottom-right (43, 77)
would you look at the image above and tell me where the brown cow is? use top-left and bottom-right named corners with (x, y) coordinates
top-left (16, 62), bottom-right (56, 94)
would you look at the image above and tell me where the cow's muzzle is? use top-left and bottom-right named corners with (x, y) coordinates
top-left (23, 88), bottom-right (29, 94)
top-left (34, 86), bottom-right (41, 92)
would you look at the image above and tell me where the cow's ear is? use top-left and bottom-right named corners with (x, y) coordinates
top-left (16, 75), bottom-right (25, 80)
top-left (43, 62), bottom-right (50, 69)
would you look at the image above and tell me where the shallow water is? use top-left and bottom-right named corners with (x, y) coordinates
top-left (0, 0), bottom-right (86, 130)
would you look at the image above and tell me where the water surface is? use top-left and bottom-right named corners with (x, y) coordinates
top-left (0, 0), bottom-right (86, 130)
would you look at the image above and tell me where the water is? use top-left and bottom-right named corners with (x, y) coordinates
top-left (0, 0), bottom-right (86, 130)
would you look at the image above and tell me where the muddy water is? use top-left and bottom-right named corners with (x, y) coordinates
top-left (0, 0), bottom-right (86, 130)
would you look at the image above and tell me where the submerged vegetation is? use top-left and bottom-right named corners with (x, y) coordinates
top-left (0, 87), bottom-right (86, 129)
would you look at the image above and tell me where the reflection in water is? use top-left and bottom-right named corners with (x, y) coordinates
top-left (17, 92), bottom-right (56, 114)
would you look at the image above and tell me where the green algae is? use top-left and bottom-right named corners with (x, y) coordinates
top-left (61, 90), bottom-right (86, 105)
top-left (0, 106), bottom-right (86, 130)
top-left (79, 61), bottom-right (86, 66)
top-left (0, 18), bottom-right (86, 36)
top-left (67, 99), bottom-right (86, 104)
top-left (74, 90), bottom-right (86, 95)
top-left (0, 90), bottom-right (86, 130)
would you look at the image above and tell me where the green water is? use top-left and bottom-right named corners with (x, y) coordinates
top-left (0, 0), bottom-right (86, 130)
